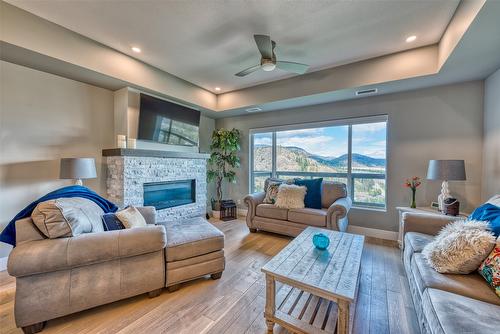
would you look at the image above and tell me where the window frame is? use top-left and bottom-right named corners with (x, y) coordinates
top-left (249, 115), bottom-right (388, 210)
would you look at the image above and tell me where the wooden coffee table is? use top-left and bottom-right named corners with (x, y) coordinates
top-left (261, 227), bottom-right (364, 334)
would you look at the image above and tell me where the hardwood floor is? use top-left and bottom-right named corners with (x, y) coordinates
top-left (0, 219), bottom-right (419, 334)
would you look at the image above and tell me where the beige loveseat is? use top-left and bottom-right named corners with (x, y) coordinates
top-left (402, 212), bottom-right (500, 334)
top-left (7, 207), bottom-right (225, 333)
top-left (244, 180), bottom-right (352, 236)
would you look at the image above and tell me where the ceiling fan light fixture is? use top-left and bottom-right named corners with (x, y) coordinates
top-left (261, 59), bottom-right (276, 72)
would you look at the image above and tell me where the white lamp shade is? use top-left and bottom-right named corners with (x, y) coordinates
top-left (60, 158), bottom-right (97, 180)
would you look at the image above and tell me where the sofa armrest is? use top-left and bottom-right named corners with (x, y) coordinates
top-left (327, 197), bottom-right (352, 231)
top-left (244, 192), bottom-right (265, 228)
top-left (136, 206), bottom-right (157, 225)
top-left (402, 212), bottom-right (462, 237)
top-left (8, 225), bottom-right (166, 277)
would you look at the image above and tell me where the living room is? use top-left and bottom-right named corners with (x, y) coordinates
top-left (1, 0), bottom-right (499, 333)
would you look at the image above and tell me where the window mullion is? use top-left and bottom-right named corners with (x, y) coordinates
top-left (347, 125), bottom-right (353, 198)
top-left (272, 131), bottom-right (277, 178)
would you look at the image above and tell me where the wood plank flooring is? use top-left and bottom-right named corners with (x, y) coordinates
top-left (0, 219), bottom-right (419, 334)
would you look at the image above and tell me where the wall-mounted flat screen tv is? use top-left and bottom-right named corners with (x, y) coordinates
top-left (138, 94), bottom-right (200, 147)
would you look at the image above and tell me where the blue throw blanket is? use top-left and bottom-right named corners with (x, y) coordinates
top-left (469, 203), bottom-right (500, 237)
top-left (0, 185), bottom-right (118, 246)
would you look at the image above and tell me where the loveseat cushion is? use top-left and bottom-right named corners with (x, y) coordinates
top-left (422, 288), bottom-right (500, 334)
top-left (161, 217), bottom-right (224, 262)
top-left (256, 204), bottom-right (288, 220)
top-left (411, 253), bottom-right (500, 305)
top-left (288, 208), bottom-right (327, 227)
top-left (8, 226), bottom-right (166, 277)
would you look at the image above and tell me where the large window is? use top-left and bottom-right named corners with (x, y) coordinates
top-left (250, 116), bottom-right (387, 209)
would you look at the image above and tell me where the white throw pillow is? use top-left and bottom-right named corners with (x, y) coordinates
top-left (422, 220), bottom-right (496, 274)
top-left (274, 184), bottom-right (307, 209)
top-left (115, 206), bottom-right (147, 229)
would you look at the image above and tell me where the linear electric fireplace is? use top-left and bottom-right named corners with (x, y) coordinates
top-left (143, 179), bottom-right (196, 210)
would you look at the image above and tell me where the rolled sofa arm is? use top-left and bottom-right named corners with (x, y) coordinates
top-left (244, 192), bottom-right (265, 228)
top-left (327, 197), bottom-right (352, 232)
top-left (402, 212), bottom-right (462, 237)
top-left (8, 226), bottom-right (166, 277)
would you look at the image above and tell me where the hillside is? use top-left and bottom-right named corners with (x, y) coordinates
top-left (254, 145), bottom-right (385, 173)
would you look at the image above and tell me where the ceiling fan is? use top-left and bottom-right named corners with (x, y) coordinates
top-left (235, 34), bottom-right (310, 77)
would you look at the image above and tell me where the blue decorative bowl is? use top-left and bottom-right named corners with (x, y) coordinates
top-left (313, 233), bottom-right (330, 250)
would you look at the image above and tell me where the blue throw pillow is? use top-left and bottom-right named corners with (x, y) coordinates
top-left (294, 178), bottom-right (323, 209)
top-left (102, 213), bottom-right (125, 231)
top-left (469, 203), bottom-right (500, 237)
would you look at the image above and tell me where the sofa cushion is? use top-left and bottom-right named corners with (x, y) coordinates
top-left (321, 181), bottom-right (347, 208)
top-left (404, 232), bottom-right (434, 270)
top-left (31, 198), bottom-right (104, 239)
top-left (422, 288), bottom-right (500, 334)
top-left (263, 182), bottom-right (281, 204)
top-left (478, 236), bottom-right (500, 298)
top-left (275, 184), bottom-right (306, 209)
top-left (288, 208), bottom-right (327, 227)
top-left (411, 253), bottom-right (500, 306)
top-left (294, 178), bottom-right (323, 209)
top-left (160, 217), bottom-right (224, 262)
top-left (256, 204), bottom-right (288, 220)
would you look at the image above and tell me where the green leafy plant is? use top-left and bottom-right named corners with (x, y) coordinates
top-left (207, 128), bottom-right (241, 210)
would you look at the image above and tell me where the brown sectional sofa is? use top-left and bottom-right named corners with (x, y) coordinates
top-left (7, 207), bottom-right (224, 333)
top-left (244, 180), bottom-right (352, 236)
top-left (402, 212), bottom-right (500, 334)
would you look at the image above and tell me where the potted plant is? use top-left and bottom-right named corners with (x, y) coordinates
top-left (207, 128), bottom-right (241, 216)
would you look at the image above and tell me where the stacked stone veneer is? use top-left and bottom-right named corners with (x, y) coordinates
top-left (106, 156), bottom-right (207, 222)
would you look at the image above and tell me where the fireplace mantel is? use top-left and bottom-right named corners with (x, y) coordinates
top-left (102, 148), bottom-right (210, 159)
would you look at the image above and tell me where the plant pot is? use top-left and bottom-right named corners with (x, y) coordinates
top-left (211, 210), bottom-right (221, 220)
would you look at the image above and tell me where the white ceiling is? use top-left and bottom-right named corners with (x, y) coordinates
top-left (7, 0), bottom-right (460, 94)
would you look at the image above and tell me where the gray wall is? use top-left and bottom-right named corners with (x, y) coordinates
top-left (0, 61), bottom-right (115, 258)
top-left (482, 68), bottom-right (500, 200)
top-left (216, 81), bottom-right (484, 232)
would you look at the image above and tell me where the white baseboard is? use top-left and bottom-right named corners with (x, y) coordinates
top-left (0, 256), bottom-right (7, 272)
top-left (347, 225), bottom-right (398, 241)
top-left (237, 208), bottom-right (397, 241)
top-left (237, 208), bottom-right (248, 217)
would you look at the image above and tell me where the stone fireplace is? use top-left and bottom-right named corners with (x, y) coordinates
top-left (103, 148), bottom-right (209, 222)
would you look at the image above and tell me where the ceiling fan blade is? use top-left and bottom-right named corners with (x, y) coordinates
top-left (276, 61), bottom-right (309, 74)
top-left (235, 64), bottom-right (261, 77)
top-left (254, 34), bottom-right (273, 59)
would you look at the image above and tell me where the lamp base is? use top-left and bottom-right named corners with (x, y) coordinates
top-left (438, 180), bottom-right (451, 212)
top-left (75, 179), bottom-right (83, 186)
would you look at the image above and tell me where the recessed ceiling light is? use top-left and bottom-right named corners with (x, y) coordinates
top-left (131, 46), bottom-right (141, 53)
top-left (246, 107), bottom-right (262, 113)
top-left (406, 35), bottom-right (417, 43)
top-left (215, 87), bottom-right (221, 91)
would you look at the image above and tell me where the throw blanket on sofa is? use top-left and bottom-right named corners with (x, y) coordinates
top-left (0, 185), bottom-right (118, 246)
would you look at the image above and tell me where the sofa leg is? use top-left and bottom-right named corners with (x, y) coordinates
top-left (167, 284), bottom-right (180, 293)
top-left (211, 272), bottom-right (223, 280)
top-left (249, 228), bottom-right (257, 233)
top-left (148, 288), bottom-right (162, 298)
top-left (22, 321), bottom-right (46, 334)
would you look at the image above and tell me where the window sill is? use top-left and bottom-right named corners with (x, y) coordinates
top-left (351, 206), bottom-right (387, 213)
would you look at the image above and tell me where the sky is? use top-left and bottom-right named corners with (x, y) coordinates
top-left (253, 122), bottom-right (386, 158)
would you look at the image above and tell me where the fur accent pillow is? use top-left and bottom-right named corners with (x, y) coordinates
top-left (274, 184), bottom-right (307, 209)
top-left (263, 182), bottom-right (281, 204)
top-left (422, 220), bottom-right (496, 274)
top-left (115, 206), bottom-right (147, 229)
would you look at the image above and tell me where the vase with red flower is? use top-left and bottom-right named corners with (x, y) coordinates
top-left (405, 176), bottom-right (421, 208)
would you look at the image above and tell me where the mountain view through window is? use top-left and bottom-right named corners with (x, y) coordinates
top-left (251, 118), bottom-right (387, 208)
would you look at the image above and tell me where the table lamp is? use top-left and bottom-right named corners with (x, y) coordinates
top-left (60, 158), bottom-right (97, 185)
top-left (426, 160), bottom-right (466, 212)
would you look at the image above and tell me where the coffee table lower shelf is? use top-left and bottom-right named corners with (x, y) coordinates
top-left (264, 280), bottom-right (356, 334)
